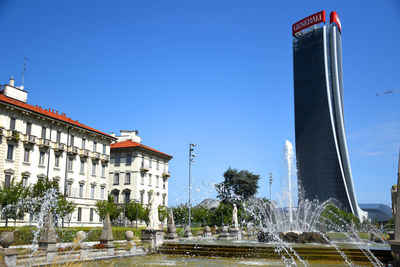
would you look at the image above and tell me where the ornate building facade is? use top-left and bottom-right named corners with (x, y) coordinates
top-left (0, 78), bottom-right (115, 226)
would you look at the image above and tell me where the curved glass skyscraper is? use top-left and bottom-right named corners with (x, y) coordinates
top-left (293, 11), bottom-right (362, 217)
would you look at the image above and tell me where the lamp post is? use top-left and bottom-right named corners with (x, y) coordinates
top-left (135, 200), bottom-right (139, 230)
top-left (188, 143), bottom-right (196, 229)
top-left (269, 172), bottom-right (273, 201)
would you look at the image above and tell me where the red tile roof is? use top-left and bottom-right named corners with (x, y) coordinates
top-left (0, 93), bottom-right (114, 139)
top-left (111, 140), bottom-right (172, 159)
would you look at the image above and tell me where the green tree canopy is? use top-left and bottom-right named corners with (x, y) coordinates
top-left (215, 168), bottom-right (260, 203)
top-left (0, 178), bottom-right (30, 226)
top-left (95, 195), bottom-right (122, 222)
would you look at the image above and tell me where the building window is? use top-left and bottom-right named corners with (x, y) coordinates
top-left (22, 176), bottom-right (28, 187)
top-left (80, 160), bottom-right (85, 173)
top-left (93, 142), bottom-right (97, 152)
top-left (24, 149), bottom-right (30, 163)
top-left (6, 145), bottom-right (13, 160)
top-left (101, 165), bottom-right (105, 177)
top-left (70, 135), bottom-right (74, 146)
top-left (82, 139), bottom-right (86, 149)
top-left (141, 155), bottom-right (145, 167)
top-left (148, 194), bottom-right (151, 204)
top-left (113, 191), bottom-right (119, 203)
top-left (100, 187), bottom-right (104, 200)
top-left (92, 162), bottom-right (96, 176)
top-left (4, 174), bottom-right (11, 188)
top-left (141, 173), bottom-right (144, 185)
top-left (67, 182), bottom-right (72, 197)
top-left (163, 178), bottom-right (166, 189)
top-left (56, 131), bottom-right (61, 143)
top-left (26, 122), bottom-right (32, 135)
top-left (91, 185), bottom-right (95, 199)
top-left (126, 154), bottom-right (132, 165)
top-left (113, 173), bottom-right (119, 185)
top-left (41, 127), bottom-right (46, 138)
top-left (102, 144), bottom-right (106, 154)
top-left (55, 155), bottom-right (60, 167)
top-left (67, 157), bottom-right (73, 171)
top-left (124, 192), bottom-right (130, 204)
top-left (115, 154), bottom-right (120, 165)
top-left (10, 118), bottom-right (16, 130)
top-left (125, 173), bottom-right (131, 184)
top-left (79, 184), bottom-right (84, 198)
top-left (77, 207), bottom-right (82, 222)
top-left (140, 191), bottom-right (144, 204)
top-left (163, 162), bottom-right (166, 172)
top-left (39, 151), bottom-right (46, 165)
top-left (89, 208), bottom-right (94, 222)
top-left (156, 160), bottom-right (159, 170)
top-left (149, 157), bottom-right (152, 168)
top-left (156, 175), bottom-right (159, 188)
top-left (163, 195), bottom-right (166, 206)
top-left (148, 174), bottom-right (152, 186)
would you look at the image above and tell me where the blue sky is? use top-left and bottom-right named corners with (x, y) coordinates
top-left (0, 0), bottom-right (399, 207)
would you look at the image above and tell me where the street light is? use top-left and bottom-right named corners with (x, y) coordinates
top-left (188, 143), bottom-right (196, 229)
top-left (135, 200), bottom-right (139, 230)
top-left (269, 172), bottom-right (273, 201)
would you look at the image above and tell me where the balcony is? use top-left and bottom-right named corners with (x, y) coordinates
top-left (38, 138), bottom-right (51, 148)
top-left (162, 172), bottom-right (171, 178)
top-left (6, 130), bottom-right (20, 142)
top-left (92, 151), bottom-right (100, 160)
top-left (23, 134), bottom-right (36, 145)
top-left (140, 164), bottom-right (150, 173)
top-left (53, 142), bottom-right (66, 152)
top-left (67, 146), bottom-right (78, 156)
top-left (101, 154), bottom-right (110, 163)
top-left (79, 148), bottom-right (90, 158)
top-left (0, 127), bottom-right (4, 136)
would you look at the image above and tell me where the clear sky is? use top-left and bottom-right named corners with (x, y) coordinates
top-left (0, 0), bottom-right (399, 207)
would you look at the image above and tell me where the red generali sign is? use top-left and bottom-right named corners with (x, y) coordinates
top-left (330, 11), bottom-right (342, 32)
top-left (292, 11), bottom-right (326, 36)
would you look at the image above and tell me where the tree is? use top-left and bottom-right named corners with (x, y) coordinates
top-left (215, 168), bottom-right (260, 203)
top-left (29, 178), bottom-right (76, 226)
top-left (140, 206), bottom-right (150, 226)
top-left (95, 195), bottom-right (122, 222)
top-left (125, 201), bottom-right (142, 226)
top-left (0, 178), bottom-right (29, 227)
top-left (54, 195), bottom-right (77, 227)
top-left (191, 205), bottom-right (211, 227)
top-left (171, 204), bottom-right (189, 226)
top-left (320, 204), bottom-right (360, 231)
top-left (158, 206), bottom-right (169, 222)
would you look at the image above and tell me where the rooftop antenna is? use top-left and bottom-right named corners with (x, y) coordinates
top-left (21, 57), bottom-right (31, 89)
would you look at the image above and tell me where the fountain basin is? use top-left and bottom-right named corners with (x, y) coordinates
top-left (158, 239), bottom-right (392, 265)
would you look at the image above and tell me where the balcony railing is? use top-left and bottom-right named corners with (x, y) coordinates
top-left (101, 154), bottom-right (110, 163)
top-left (0, 128), bottom-right (4, 136)
top-left (23, 134), bottom-right (36, 145)
top-left (67, 146), bottom-right (78, 155)
top-left (6, 130), bottom-right (20, 142)
top-left (53, 142), bottom-right (66, 152)
top-left (162, 172), bottom-right (171, 178)
top-left (140, 163), bottom-right (150, 172)
top-left (92, 152), bottom-right (100, 160)
top-left (79, 148), bottom-right (90, 158)
top-left (38, 138), bottom-right (51, 148)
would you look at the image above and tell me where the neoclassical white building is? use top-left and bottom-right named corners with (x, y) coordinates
top-left (109, 131), bottom-right (172, 211)
top-left (0, 78), bottom-right (115, 226)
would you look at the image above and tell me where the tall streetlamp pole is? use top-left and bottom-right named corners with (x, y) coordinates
top-left (269, 172), bottom-right (273, 201)
top-left (188, 143), bottom-right (196, 228)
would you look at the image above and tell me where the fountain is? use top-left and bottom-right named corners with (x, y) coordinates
top-left (158, 140), bottom-right (392, 266)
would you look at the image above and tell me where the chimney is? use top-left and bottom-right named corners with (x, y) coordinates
top-left (9, 76), bottom-right (14, 87)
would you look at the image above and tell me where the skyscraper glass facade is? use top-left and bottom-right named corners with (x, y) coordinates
top-left (293, 24), bottom-right (361, 217)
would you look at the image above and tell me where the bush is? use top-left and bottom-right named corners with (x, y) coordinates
top-left (0, 226), bottom-right (143, 245)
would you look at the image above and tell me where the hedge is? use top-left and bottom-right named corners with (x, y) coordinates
top-left (0, 227), bottom-right (144, 245)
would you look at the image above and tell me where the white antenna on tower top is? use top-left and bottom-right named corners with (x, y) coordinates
top-left (21, 57), bottom-right (31, 89)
